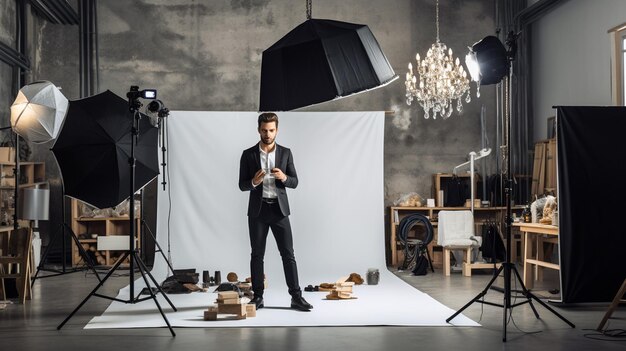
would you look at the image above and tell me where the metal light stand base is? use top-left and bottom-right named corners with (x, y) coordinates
top-left (57, 92), bottom-right (176, 336)
top-left (57, 247), bottom-right (177, 336)
top-left (447, 260), bottom-right (574, 341)
top-left (447, 47), bottom-right (574, 341)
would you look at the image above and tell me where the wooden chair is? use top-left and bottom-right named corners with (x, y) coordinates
top-left (597, 278), bottom-right (626, 331)
top-left (0, 228), bottom-right (33, 303)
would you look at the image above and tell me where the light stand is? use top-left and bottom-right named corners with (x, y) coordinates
top-left (447, 32), bottom-right (574, 341)
top-left (143, 99), bottom-right (174, 276)
top-left (57, 88), bottom-right (177, 336)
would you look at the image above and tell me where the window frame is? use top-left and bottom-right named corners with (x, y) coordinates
top-left (609, 23), bottom-right (626, 105)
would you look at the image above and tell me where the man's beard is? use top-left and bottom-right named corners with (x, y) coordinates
top-left (261, 136), bottom-right (275, 145)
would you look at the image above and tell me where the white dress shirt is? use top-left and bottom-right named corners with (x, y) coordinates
top-left (258, 144), bottom-right (277, 198)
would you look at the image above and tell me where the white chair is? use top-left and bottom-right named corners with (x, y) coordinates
top-left (437, 210), bottom-right (481, 276)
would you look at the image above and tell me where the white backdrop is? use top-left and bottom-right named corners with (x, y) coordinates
top-left (89, 111), bottom-right (479, 328)
top-left (153, 111), bottom-right (386, 287)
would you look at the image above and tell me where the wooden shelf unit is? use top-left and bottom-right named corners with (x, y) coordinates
top-left (70, 199), bottom-right (141, 267)
top-left (433, 173), bottom-right (480, 207)
top-left (0, 161), bottom-right (46, 188)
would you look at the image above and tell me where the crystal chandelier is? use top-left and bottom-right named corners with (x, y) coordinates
top-left (405, 0), bottom-right (471, 119)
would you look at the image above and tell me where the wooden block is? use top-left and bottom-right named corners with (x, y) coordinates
top-left (245, 303), bottom-right (256, 317)
top-left (217, 291), bottom-right (239, 300)
top-left (218, 303), bottom-right (246, 316)
top-left (335, 286), bottom-right (353, 293)
top-left (204, 310), bottom-right (218, 321)
top-left (217, 298), bottom-right (241, 304)
top-left (336, 276), bottom-right (349, 284)
top-left (207, 306), bottom-right (218, 312)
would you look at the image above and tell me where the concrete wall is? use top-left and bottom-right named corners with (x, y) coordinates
top-left (34, 0), bottom-right (496, 203)
top-left (13, 0), bottom-right (497, 261)
top-left (531, 0), bottom-right (626, 141)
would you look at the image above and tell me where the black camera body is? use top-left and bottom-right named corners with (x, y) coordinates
top-left (126, 85), bottom-right (157, 100)
top-left (127, 85), bottom-right (157, 112)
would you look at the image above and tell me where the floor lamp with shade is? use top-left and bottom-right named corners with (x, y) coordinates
top-left (18, 187), bottom-right (49, 268)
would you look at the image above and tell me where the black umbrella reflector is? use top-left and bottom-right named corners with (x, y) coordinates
top-left (260, 18), bottom-right (397, 111)
top-left (52, 90), bottom-right (159, 209)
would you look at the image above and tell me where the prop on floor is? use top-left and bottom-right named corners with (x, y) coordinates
top-left (366, 268), bottom-right (380, 285)
top-left (160, 269), bottom-right (201, 294)
top-left (227, 272), bottom-right (238, 282)
top-left (346, 273), bottom-right (364, 285)
top-left (305, 272), bottom-right (364, 292)
top-left (212, 276), bottom-right (254, 299)
top-left (325, 276), bottom-right (357, 300)
top-left (203, 291), bottom-right (256, 321)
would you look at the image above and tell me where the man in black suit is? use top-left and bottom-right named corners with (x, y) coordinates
top-left (239, 112), bottom-right (313, 312)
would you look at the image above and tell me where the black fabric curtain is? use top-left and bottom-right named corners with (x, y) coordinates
top-left (495, 0), bottom-right (533, 205)
top-left (495, 0), bottom-right (569, 205)
top-left (557, 106), bottom-right (626, 303)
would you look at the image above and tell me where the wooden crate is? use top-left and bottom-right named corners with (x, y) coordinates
top-left (531, 139), bottom-right (557, 198)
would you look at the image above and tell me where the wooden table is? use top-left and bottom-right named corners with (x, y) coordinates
top-left (513, 222), bottom-right (559, 289)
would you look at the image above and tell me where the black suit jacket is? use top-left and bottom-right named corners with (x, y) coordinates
top-left (239, 143), bottom-right (298, 217)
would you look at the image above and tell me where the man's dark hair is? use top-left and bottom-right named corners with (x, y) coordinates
top-left (258, 112), bottom-right (279, 128)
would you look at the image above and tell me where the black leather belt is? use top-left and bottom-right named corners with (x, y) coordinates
top-left (262, 197), bottom-right (278, 204)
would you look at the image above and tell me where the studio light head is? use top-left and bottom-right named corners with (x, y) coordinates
top-left (147, 99), bottom-right (166, 114)
top-left (465, 35), bottom-right (510, 86)
top-left (147, 99), bottom-right (170, 119)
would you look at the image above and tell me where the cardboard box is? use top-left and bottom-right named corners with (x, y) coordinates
top-left (0, 147), bottom-right (16, 162)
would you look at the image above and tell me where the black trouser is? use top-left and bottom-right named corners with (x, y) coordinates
top-left (248, 201), bottom-right (301, 298)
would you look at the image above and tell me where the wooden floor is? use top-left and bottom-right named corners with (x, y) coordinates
top-left (0, 264), bottom-right (624, 351)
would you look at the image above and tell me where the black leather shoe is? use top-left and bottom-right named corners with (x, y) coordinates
top-left (250, 296), bottom-right (264, 309)
top-left (290, 296), bottom-right (313, 311)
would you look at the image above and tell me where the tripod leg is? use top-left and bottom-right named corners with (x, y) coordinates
top-left (510, 265), bottom-right (540, 318)
top-left (447, 265), bottom-right (504, 323)
top-left (57, 251), bottom-right (129, 330)
top-left (31, 224), bottom-right (62, 284)
top-left (134, 254), bottom-right (177, 311)
top-left (67, 227), bottom-right (102, 282)
top-left (503, 262), bottom-right (511, 341)
top-left (132, 254), bottom-right (176, 336)
top-left (511, 265), bottom-right (575, 328)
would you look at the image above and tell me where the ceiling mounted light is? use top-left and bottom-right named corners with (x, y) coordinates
top-left (259, 0), bottom-right (397, 111)
top-left (405, 0), bottom-right (471, 120)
